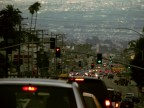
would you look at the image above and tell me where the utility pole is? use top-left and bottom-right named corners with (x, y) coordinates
top-left (18, 24), bottom-right (21, 77)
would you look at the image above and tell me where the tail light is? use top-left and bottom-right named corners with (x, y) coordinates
top-left (105, 99), bottom-right (111, 107)
top-left (22, 86), bottom-right (37, 92)
top-left (115, 102), bottom-right (119, 108)
top-left (75, 78), bottom-right (84, 81)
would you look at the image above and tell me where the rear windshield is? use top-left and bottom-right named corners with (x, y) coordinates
top-left (107, 90), bottom-right (115, 101)
top-left (0, 85), bottom-right (77, 108)
top-left (74, 79), bottom-right (108, 99)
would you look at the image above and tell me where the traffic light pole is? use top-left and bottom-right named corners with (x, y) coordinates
top-left (55, 34), bottom-right (58, 76)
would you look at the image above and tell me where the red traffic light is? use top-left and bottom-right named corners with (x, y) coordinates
top-left (55, 47), bottom-right (61, 58)
top-left (91, 63), bottom-right (94, 69)
top-left (56, 48), bottom-right (60, 51)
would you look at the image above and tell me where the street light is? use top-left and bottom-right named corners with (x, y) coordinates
top-left (116, 28), bottom-right (144, 37)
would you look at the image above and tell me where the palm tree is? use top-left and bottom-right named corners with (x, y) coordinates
top-left (28, 2), bottom-right (41, 74)
top-left (128, 40), bottom-right (137, 48)
top-left (33, 2), bottom-right (41, 30)
top-left (0, 5), bottom-right (23, 77)
top-left (0, 5), bottom-right (22, 39)
top-left (28, 6), bottom-right (35, 32)
top-left (28, 2), bottom-right (41, 31)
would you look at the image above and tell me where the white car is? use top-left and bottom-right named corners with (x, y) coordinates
top-left (0, 78), bottom-right (87, 108)
top-left (83, 92), bottom-right (102, 108)
top-left (125, 93), bottom-right (135, 98)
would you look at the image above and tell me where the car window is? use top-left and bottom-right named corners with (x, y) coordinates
top-left (107, 90), bottom-right (115, 101)
top-left (0, 85), bottom-right (77, 108)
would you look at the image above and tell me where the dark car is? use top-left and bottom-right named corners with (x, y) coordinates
top-left (0, 78), bottom-right (87, 108)
top-left (107, 74), bottom-right (114, 79)
top-left (68, 76), bottom-right (112, 108)
top-left (120, 98), bottom-right (134, 108)
top-left (118, 78), bottom-right (129, 86)
top-left (107, 88), bottom-right (121, 108)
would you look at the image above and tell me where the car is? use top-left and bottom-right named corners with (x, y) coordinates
top-left (120, 98), bottom-right (134, 108)
top-left (69, 71), bottom-right (79, 76)
top-left (107, 88), bottom-right (121, 108)
top-left (118, 78), bottom-right (129, 86)
top-left (68, 76), bottom-right (112, 108)
top-left (98, 73), bottom-right (105, 79)
top-left (83, 92), bottom-right (102, 108)
top-left (0, 78), bottom-right (87, 108)
top-left (107, 74), bottom-right (114, 79)
top-left (125, 93), bottom-right (140, 104)
top-left (125, 93), bottom-right (135, 97)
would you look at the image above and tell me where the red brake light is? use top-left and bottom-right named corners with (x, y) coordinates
top-left (105, 100), bottom-right (111, 106)
top-left (75, 78), bottom-right (84, 81)
top-left (115, 103), bottom-right (119, 108)
top-left (22, 86), bottom-right (37, 92)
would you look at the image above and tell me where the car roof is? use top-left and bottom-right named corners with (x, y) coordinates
top-left (107, 88), bottom-right (115, 91)
top-left (0, 78), bottom-right (73, 88)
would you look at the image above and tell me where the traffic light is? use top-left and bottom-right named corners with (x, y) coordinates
top-left (78, 61), bottom-right (82, 67)
top-left (126, 65), bottom-right (130, 69)
top-left (91, 63), bottom-right (94, 69)
top-left (55, 47), bottom-right (61, 58)
top-left (50, 38), bottom-right (55, 49)
top-left (97, 53), bottom-right (102, 64)
top-left (109, 56), bottom-right (112, 63)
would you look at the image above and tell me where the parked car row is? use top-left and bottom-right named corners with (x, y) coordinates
top-left (114, 78), bottom-right (130, 86)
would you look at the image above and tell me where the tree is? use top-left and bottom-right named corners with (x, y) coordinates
top-left (33, 2), bottom-right (41, 30)
top-left (0, 5), bottom-right (23, 77)
top-left (28, 2), bottom-right (41, 72)
top-left (0, 5), bottom-right (22, 37)
top-left (129, 37), bottom-right (144, 87)
top-left (28, 2), bottom-right (41, 31)
top-left (0, 53), bottom-right (7, 77)
top-left (28, 5), bottom-right (34, 32)
top-left (128, 40), bottom-right (137, 48)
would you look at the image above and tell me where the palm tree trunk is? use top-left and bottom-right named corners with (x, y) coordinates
top-left (28, 14), bottom-right (33, 73)
top-left (34, 12), bottom-right (38, 30)
top-left (30, 14), bottom-right (33, 32)
top-left (5, 39), bottom-right (9, 77)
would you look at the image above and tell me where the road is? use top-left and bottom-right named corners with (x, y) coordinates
top-left (102, 75), bottom-right (144, 108)
top-left (102, 75), bottom-right (138, 97)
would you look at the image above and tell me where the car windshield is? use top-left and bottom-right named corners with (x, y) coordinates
top-left (0, 85), bottom-right (77, 108)
top-left (0, 0), bottom-right (144, 107)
